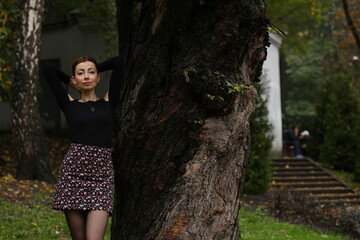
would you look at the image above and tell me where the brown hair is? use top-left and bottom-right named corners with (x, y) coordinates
top-left (71, 56), bottom-right (98, 76)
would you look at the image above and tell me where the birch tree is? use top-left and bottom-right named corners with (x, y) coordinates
top-left (11, 0), bottom-right (54, 183)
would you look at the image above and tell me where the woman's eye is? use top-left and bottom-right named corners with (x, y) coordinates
top-left (90, 71), bottom-right (96, 74)
top-left (77, 72), bottom-right (84, 75)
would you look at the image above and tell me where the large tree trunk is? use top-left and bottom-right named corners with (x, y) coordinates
top-left (112, 0), bottom-right (268, 239)
top-left (11, 0), bottom-right (55, 183)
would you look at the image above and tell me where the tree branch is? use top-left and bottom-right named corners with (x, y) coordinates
top-left (342, 0), bottom-right (360, 52)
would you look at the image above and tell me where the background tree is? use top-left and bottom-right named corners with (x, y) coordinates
top-left (315, 66), bottom-right (360, 172)
top-left (111, 0), bottom-right (268, 239)
top-left (312, 0), bottom-right (360, 182)
top-left (267, 0), bottom-right (334, 129)
top-left (244, 82), bottom-right (273, 195)
top-left (0, 0), bottom-right (20, 101)
top-left (267, 0), bottom-right (360, 181)
top-left (342, 0), bottom-right (360, 52)
top-left (11, 0), bottom-right (55, 183)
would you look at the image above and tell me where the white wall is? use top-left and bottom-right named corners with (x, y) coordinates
top-left (261, 32), bottom-right (283, 156)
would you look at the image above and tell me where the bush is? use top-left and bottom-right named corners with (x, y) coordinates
top-left (243, 82), bottom-right (273, 194)
top-left (269, 190), bottom-right (360, 239)
top-left (314, 70), bottom-right (360, 176)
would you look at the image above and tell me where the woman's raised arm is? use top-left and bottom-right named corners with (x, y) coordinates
top-left (98, 56), bottom-right (124, 112)
top-left (42, 62), bottom-right (71, 110)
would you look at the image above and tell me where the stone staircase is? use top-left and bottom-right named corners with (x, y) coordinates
top-left (272, 158), bottom-right (360, 206)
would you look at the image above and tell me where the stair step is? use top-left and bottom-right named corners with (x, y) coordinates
top-left (272, 178), bottom-right (336, 183)
top-left (272, 163), bottom-right (315, 167)
top-left (273, 175), bottom-right (332, 178)
top-left (272, 159), bottom-right (310, 163)
top-left (307, 192), bottom-right (357, 198)
top-left (273, 182), bottom-right (346, 189)
top-left (272, 158), bottom-right (308, 162)
top-left (290, 189), bottom-right (354, 194)
top-left (313, 194), bottom-right (360, 200)
top-left (271, 158), bottom-right (359, 205)
top-left (274, 168), bottom-right (322, 172)
top-left (319, 200), bottom-right (360, 205)
top-left (273, 172), bottom-right (330, 177)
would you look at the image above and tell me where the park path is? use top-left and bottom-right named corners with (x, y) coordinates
top-left (272, 157), bottom-right (360, 206)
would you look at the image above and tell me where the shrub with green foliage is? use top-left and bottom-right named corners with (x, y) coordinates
top-left (314, 68), bottom-right (360, 180)
top-left (244, 82), bottom-right (273, 194)
top-left (270, 190), bottom-right (360, 239)
top-left (0, 0), bottom-right (21, 101)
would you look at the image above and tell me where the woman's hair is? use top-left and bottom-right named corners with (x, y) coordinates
top-left (71, 56), bottom-right (98, 76)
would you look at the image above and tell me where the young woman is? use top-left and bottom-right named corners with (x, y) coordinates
top-left (43, 55), bottom-right (124, 240)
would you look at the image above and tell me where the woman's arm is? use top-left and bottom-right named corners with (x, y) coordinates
top-left (98, 56), bottom-right (124, 110)
top-left (42, 62), bottom-right (71, 110)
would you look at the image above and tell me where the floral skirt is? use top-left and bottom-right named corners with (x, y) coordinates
top-left (52, 143), bottom-right (114, 213)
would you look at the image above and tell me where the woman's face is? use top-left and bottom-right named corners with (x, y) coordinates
top-left (72, 61), bottom-right (100, 91)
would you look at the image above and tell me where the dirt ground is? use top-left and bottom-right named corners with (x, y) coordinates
top-left (241, 193), bottom-right (271, 210)
top-left (0, 133), bottom-right (69, 205)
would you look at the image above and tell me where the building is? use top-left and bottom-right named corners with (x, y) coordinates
top-left (261, 32), bottom-right (283, 156)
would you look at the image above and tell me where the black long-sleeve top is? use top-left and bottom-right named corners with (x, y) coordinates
top-left (43, 56), bottom-right (124, 148)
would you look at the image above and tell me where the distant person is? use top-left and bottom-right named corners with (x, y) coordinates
top-left (283, 125), bottom-right (309, 158)
top-left (43, 55), bottom-right (124, 240)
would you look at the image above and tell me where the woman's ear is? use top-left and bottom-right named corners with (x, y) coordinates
top-left (71, 76), bottom-right (76, 85)
top-left (70, 76), bottom-right (79, 90)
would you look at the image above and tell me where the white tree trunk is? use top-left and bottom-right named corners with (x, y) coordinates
top-left (11, 0), bottom-right (55, 183)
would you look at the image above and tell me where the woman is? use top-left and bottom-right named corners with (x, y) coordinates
top-left (283, 125), bottom-right (308, 158)
top-left (43, 55), bottom-right (123, 240)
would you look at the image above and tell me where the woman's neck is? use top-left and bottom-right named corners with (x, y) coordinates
top-left (79, 90), bottom-right (98, 102)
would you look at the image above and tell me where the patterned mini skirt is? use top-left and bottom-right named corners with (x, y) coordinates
top-left (52, 143), bottom-right (114, 213)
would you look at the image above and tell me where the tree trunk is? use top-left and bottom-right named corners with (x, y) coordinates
top-left (11, 0), bottom-right (55, 183)
top-left (112, 0), bottom-right (268, 239)
top-left (342, 0), bottom-right (360, 52)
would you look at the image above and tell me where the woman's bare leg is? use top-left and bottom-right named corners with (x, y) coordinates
top-left (64, 210), bottom-right (87, 240)
top-left (86, 210), bottom-right (110, 240)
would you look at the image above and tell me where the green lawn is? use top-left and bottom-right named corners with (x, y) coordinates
top-left (0, 195), bottom-right (111, 240)
top-left (0, 194), bottom-right (347, 240)
top-left (239, 207), bottom-right (347, 240)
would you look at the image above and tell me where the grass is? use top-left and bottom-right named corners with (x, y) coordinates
top-left (0, 194), bottom-right (347, 240)
top-left (314, 161), bottom-right (360, 192)
top-left (0, 193), bottom-right (111, 240)
top-left (239, 207), bottom-right (347, 240)
top-left (0, 198), bottom-right (69, 239)
top-left (327, 169), bottom-right (360, 192)
top-left (0, 194), bottom-right (349, 240)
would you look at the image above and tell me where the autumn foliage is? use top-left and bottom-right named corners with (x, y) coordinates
top-left (0, 0), bottom-right (20, 101)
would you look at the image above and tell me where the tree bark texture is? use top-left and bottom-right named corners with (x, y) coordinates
top-left (11, 0), bottom-right (55, 183)
top-left (112, 0), bottom-right (268, 239)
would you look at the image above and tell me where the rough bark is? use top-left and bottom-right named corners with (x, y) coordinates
top-left (11, 0), bottom-right (55, 183)
top-left (112, 0), bottom-right (268, 239)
